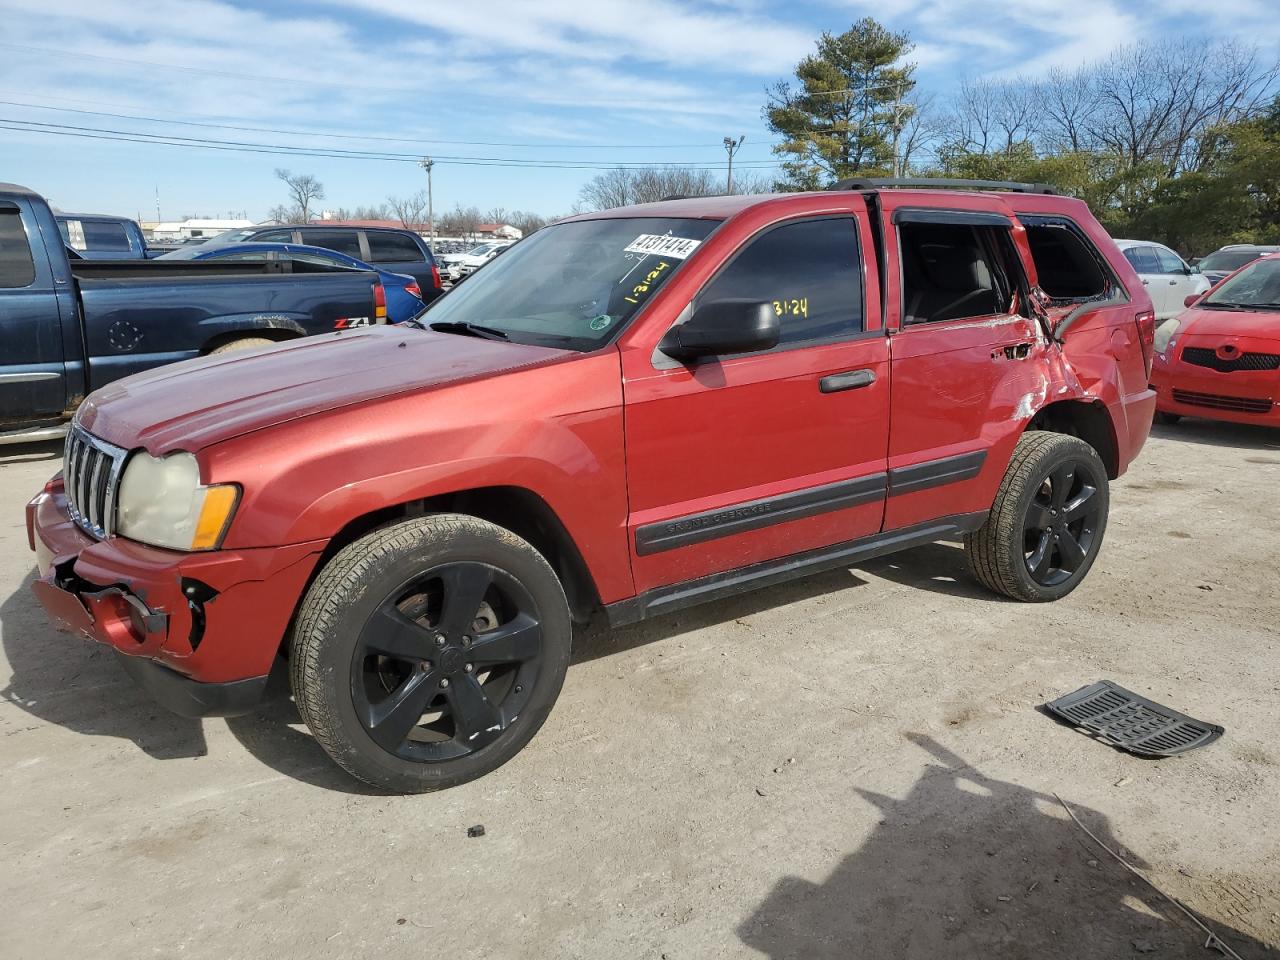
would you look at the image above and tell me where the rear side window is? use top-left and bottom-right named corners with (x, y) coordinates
top-left (1123, 246), bottom-right (1158, 274)
top-left (365, 232), bottom-right (423, 263)
top-left (81, 220), bottom-right (132, 252)
top-left (898, 222), bottom-right (1015, 325)
top-left (301, 229), bottom-right (363, 258)
top-left (1153, 247), bottom-right (1186, 274)
top-left (255, 230), bottom-right (294, 243)
top-left (1022, 223), bottom-right (1108, 301)
top-left (698, 217), bottom-right (863, 345)
top-left (0, 208), bottom-right (36, 288)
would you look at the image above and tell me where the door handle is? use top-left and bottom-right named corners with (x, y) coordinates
top-left (819, 368), bottom-right (876, 393)
top-left (1168, 280), bottom-right (1178, 285)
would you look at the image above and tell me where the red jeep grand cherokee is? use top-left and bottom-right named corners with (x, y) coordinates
top-left (28, 179), bottom-right (1157, 792)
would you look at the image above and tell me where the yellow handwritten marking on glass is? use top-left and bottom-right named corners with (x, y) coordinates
top-left (772, 297), bottom-right (809, 319)
top-left (623, 260), bottom-right (671, 305)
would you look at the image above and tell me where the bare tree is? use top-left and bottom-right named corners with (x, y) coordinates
top-left (274, 169), bottom-right (325, 222)
top-left (352, 203), bottom-right (391, 220)
top-left (484, 207), bottom-right (511, 226)
top-left (578, 165), bottom-right (774, 210)
top-left (508, 211), bottom-right (551, 235)
top-left (943, 77), bottom-right (1037, 157)
top-left (265, 203), bottom-right (297, 223)
top-left (438, 204), bottom-right (483, 238)
top-left (387, 191), bottom-right (429, 229)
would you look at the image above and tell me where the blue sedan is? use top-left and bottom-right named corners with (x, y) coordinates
top-left (158, 242), bottom-right (426, 323)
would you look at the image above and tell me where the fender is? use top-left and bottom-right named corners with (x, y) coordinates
top-left (195, 313), bottom-right (310, 343)
top-left (202, 349), bottom-right (637, 604)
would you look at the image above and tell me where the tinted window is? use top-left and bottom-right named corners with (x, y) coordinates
top-left (80, 220), bottom-right (132, 251)
top-left (366, 232), bottom-right (423, 263)
top-left (1123, 246), bottom-right (1159, 274)
top-left (300, 229), bottom-right (363, 258)
top-left (0, 209), bottom-right (36, 288)
top-left (899, 222), bottom-right (1013, 325)
top-left (698, 218), bottom-right (862, 344)
top-left (1199, 249), bottom-right (1270, 272)
top-left (1153, 246), bottom-right (1186, 274)
top-left (254, 230), bottom-right (294, 243)
top-left (1022, 222), bottom-right (1108, 300)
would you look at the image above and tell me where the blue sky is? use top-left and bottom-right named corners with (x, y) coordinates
top-left (1, 0), bottom-right (1275, 222)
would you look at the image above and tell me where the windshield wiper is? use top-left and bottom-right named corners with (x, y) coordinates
top-left (427, 320), bottom-right (510, 341)
top-left (1203, 301), bottom-right (1250, 310)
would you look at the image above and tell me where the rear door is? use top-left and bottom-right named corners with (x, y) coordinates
top-left (622, 209), bottom-right (891, 593)
top-left (879, 197), bottom-right (1041, 531)
top-left (0, 201), bottom-right (68, 421)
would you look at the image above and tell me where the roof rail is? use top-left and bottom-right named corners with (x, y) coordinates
top-left (829, 177), bottom-right (1059, 195)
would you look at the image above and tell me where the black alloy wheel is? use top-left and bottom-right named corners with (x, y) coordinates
top-left (352, 561), bottom-right (544, 761)
top-left (1022, 460), bottom-right (1104, 587)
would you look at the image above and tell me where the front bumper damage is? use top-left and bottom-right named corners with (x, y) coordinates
top-left (27, 476), bottom-right (326, 717)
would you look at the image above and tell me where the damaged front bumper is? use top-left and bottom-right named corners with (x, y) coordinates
top-left (27, 475), bottom-right (326, 717)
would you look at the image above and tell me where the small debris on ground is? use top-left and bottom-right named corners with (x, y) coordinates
top-left (997, 895), bottom-right (1011, 902)
top-left (1087, 859), bottom-right (1100, 868)
top-left (1131, 938), bottom-right (1157, 953)
top-left (1114, 777), bottom-right (1132, 787)
top-left (467, 824), bottom-right (486, 838)
top-left (754, 787), bottom-right (767, 797)
top-left (1197, 584), bottom-right (1213, 591)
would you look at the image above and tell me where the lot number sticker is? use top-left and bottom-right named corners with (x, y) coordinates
top-left (624, 234), bottom-right (702, 260)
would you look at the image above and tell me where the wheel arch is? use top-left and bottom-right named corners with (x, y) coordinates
top-left (311, 485), bottom-right (602, 624)
top-left (1027, 399), bottom-right (1120, 479)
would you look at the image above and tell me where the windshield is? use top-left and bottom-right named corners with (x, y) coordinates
top-left (419, 217), bottom-right (719, 350)
top-left (1200, 249), bottom-right (1273, 272)
top-left (206, 228), bottom-right (260, 244)
top-left (466, 244), bottom-right (498, 257)
top-left (1203, 257), bottom-right (1280, 309)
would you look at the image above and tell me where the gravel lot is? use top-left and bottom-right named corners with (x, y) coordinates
top-left (2, 421), bottom-right (1278, 959)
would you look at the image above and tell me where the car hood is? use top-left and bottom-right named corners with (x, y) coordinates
top-left (78, 327), bottom-right (572, 454)
top-left (1179, 306), bottom-right (1280, 344)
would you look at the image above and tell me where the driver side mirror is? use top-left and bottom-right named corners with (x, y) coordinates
top-left (1184, 293), bottom-right (1202, 308)
top-left (658, 300), bottom-right (780, 361)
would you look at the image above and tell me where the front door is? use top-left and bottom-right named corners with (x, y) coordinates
top-left (0, 201), bottom-right (67, 423)
top-left (622, 213), bottom-right (890, 594)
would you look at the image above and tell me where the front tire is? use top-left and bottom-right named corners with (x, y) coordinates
top-left (209, 336), bottom-right (275, 355)
top-left (1155, 411), bottom-right (1182, 425)
top-left (291, 515), bottom-right (571, 793)
top-left (965, 432), bottom-right (1110, 602)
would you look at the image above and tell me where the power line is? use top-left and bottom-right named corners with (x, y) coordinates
top-left (0, 119), bottom-right (786, 170)
top-left (0, 97), bottom-right (782, 151)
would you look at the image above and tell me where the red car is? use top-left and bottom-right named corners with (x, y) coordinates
top-left (1151, 253), bottom-right (1280, 427)
top-left (27, 179), bottom-right (1157, 792)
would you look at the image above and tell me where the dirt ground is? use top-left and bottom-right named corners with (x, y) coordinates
top-left (2, 420), bottom-right (1278, 959)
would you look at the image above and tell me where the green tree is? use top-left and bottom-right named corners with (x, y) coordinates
top-left (765, 18), bottom-right (916, 190)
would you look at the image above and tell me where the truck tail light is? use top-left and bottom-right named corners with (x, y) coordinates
top-left (1135, 309), bottom-right (1156, 378)
top-left (430, 263), bottom-right (442, 289)
top-left (374, 281), bottom-right (387, 321)
top-left (404, 281), bottom-right (423, 301)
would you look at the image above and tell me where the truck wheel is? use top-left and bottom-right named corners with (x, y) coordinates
top-left (964, 431), bottom-right (1110, 602)
top-left (209, 336), bottom-right (275, 355)
top-left (290, 515), bottom-right (571, 793)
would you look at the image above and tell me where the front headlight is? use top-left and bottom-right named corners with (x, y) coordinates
top-left (115, 451), bottom-right (239, 551)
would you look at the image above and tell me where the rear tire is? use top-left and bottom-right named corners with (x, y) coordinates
top-left (1155, 412), bottom-right (1182, 425)
top-left (965, 431), bottom-right (1110, 602)
top-left (290, 514), bottom-right (571, 793)
top-left (209, 336), bottom-right (275, 355)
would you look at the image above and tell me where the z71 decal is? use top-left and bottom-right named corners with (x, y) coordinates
top-left (334, 316), bottom-right (373, 329)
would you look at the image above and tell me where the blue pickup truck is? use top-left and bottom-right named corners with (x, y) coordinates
top-left (1, 183), bottom-right (388, 443)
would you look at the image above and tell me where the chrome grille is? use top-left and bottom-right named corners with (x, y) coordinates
top-left (63, 424), bottom-right (129, 538)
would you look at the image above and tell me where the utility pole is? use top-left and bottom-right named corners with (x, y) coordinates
top-left (418, 157), bottom-right (435, 241)
top-left (154, 185), bottom-right (161, 222)
top-left (723, 135), bottom-right (745, 194)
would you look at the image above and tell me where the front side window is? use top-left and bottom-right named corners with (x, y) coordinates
top-left (0, 208), bottom-right (36, 287)
top-left (366, 232), bottom-right (422, 262)
top-left (420, 217), bottom-right (719, 350)
top-left (899, 222), bottom-right (1014, 325)
top-left (697, 217), bottom-right (863, 345)
top-left (1154, 246), bottom-right (1187, 275)
top-left (255, 230), bottom-right (294, 243)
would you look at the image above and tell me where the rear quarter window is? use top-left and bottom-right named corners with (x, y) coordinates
top-left (365, 232), bottom-right (423, 263)
top-left (0, 208), bottom-right (36, 288)
top-left (81, 220), bottom-right (132, 252)
top-left (1020, 221), bottom-right (1111, 301)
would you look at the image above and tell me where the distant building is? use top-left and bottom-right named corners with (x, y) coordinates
top-left (476, 223), bottom-right (522, 240)
top-left (143, 218), bottom-right (255, 241)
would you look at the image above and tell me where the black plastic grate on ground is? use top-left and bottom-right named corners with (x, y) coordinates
top-left (1045, 681), bottom-right (1223, 757)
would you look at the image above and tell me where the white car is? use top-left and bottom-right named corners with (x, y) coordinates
top-left (438, 241), bottom-right (514, 281)
top-left (1114, 239), bottom-right (1212, 320)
